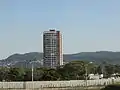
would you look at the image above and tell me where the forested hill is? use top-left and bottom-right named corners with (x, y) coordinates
top-left (64, 51), bottom-right (120, 64)
top-left (0, 51), bottom-right (120, 68)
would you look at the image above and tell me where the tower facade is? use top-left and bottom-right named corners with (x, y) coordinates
top-left (43, 30), bottom-right (63, 68)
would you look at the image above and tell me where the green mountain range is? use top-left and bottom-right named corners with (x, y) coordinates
top-left (0, 51), bottom-right (120, 68)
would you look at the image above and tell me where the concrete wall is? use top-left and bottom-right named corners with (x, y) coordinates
top-left (0, 78), bottom-right (120, 89)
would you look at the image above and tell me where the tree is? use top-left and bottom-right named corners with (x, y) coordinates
top-left (0, 67), bottom-right (9, 81)
top-left (23, 68), bottom-right (32, 81)
top-left (96, 65), bottom-right (102, 74)
top-left (34, 68), bottom-right (45, 81)
top-left (7, 68), bottom-right (25, 81)
top-left (57, 61), bottom-right (88, 80)
top-left (41, 68), bottom-right (60, 81)
top-left (114, 65), bottom-right (120, 74)
top-left (104, 64), bottom-right (114, 77)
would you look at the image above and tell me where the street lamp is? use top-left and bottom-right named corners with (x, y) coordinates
top-left (30, 58), bottom-right (37, 82)
top-left (32, 63), bottom-right (34, 82)
top-left (30, 59), bottom-right (37, 90)
top-left (85, 62), bottom-right (93, 88)
top-left (30, 61), bottom-right (34, 82)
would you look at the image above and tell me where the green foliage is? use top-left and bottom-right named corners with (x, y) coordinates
top-left (41, 69), bottom-right (60, 81)
top-left (0, 67), bottom-right (9, 81)
top-left (7, 68), bottom-right (25, 81)
top-left (57, 61), bottom-right (96, 80)
top-left (104, 65), bottom-right (114, 77)
top-left (23, 68), bottom-right (32, 81)
top-left (33, 68), bottom-right (45, 81)
top-left (96, 65), bottom-right (102, 74)
top-left (61, 61), bottom-right (86, 80)
top-left (0, 61), bottom-right (120, 81)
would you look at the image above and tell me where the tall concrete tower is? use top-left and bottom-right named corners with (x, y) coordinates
top-left (43, 30), bottom-right (63, 68)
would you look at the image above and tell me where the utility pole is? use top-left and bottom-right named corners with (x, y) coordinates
top-left (31, 57), bottom-right (37, 89)
top-left (31, 57), bottom-right (37, 82)
top-left (31, 62), bottom-right (34, 90)
top-left (32, 63), bottom-right (34, 82)
top-left (85, 65), bottom-right (88, 88)
top-left (85, 62), bottom-right (93, 89)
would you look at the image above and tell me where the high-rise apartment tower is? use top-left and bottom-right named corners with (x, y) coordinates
top-left (43, 30), bottom-right (63, 68)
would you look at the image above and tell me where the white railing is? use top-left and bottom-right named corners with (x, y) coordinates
top-left (0, 77), bottom-right (120, 89)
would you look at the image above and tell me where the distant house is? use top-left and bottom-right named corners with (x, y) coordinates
top-left (89, 74), bottom-right (103, 80)
top-left (63, 61), bottom-right (69, 65)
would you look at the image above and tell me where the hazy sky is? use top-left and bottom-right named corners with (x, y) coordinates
top-left (0, 0), bottom-right (120, 59)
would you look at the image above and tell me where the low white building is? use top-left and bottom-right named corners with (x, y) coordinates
top-left (89, 74), bottom-right (103, 80)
